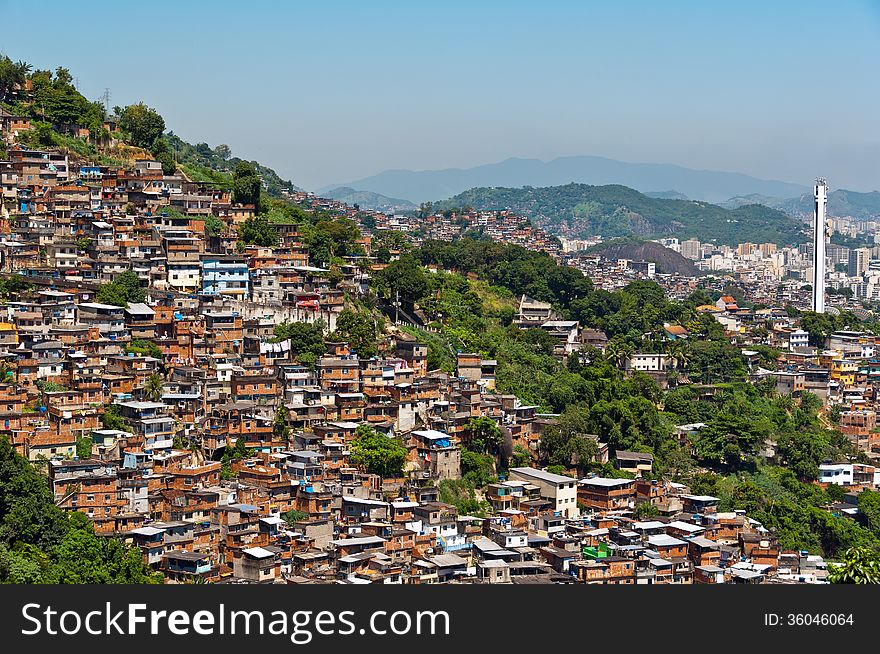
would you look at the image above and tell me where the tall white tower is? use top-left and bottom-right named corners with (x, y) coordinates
top-left (812, 178), bottom-right (828, 313)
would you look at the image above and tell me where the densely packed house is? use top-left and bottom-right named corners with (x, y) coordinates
top-left (2, 137), bottom-right (876, 585)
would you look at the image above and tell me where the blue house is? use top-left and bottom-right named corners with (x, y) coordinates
top-left (201, 254), bottom-right (249, 297)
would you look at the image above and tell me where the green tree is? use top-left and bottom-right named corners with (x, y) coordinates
top-left (214, 144), bottom-right (232, 160)
top-left (462, 416), bottom-right (503, 455)
top-left (282, 509), bottom-right (308, 526)
top-left (0, 439), bottom-right (160, 583)
top-left (539, 406), bottom-right (599, 473)
top-left (858, 491), bottom-right (880, 536)
top-left (118, 102), bottom-right (166, 149)
top-left (273, 320), bottom-right (326, 361)
top-left (143, 373), bottom-right (164, 401)
top-left (96, 270), bottom-right (146, 307)
top-left (205, 215), bottom-right (226, 236)
top-left (349, 425), bottom-right (407, 478)
top-left (829, 547), bottom-right (880, 584)
top-left (101, 404), bottom-right (130, 432)
top-left (374, 252), bottom-right (429, 309)
top-left (273, 405), bottom-right (291, 442)
top-left (332, 308), bottom-right (382, 357)
top-left (438, 478), bottom-right (489, 516)
top-left (461, 449), bottom-right (497, 487)
top-left (75, 436), bottom-right (92, 460)
top-left (239, 214), bottom-right (277, 246)
top-left (126, 339), bottom-right (164, 362)
top-left (777, 429), bottom-right (829, 480)
top-left (155, 151), bottom-right (176, 175)
top-left (510, 444), bottom-right (532, 467)
top-left (232, 161), bottom-right (262, 211)
top-left (306, 219), bottom-right (361, 266)
top-left (633, 502), bottom-right (660, 519)
top-left (220, 436), bottom-right (252, 479)
top-left (0, 56), bottom-right (29, 101)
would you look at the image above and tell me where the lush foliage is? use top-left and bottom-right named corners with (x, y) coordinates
top-left (438, 478), bottom-right (490, 517)
top-left (349, 425), bottom-right (407, 478)
top-left (272, 320), bottom-right (327, 367)
top-left (332, 309), bottom-right (383, 358)
top-left (239, 214), bottom-right (278, 246)
top-left (0, 439), bottom-right (161, 583)
top-left (433, 183), bottom-right (806, 246)
top-left (416, 238), bottom-right (593, 308)
top-left (117, 102), bottom-right (165, 150)
top-left (96, 270), bottom-right (146, 307)
top-left (101, 404), bottom-right (130, 432)
top-left (829, 547), bottom-right (880, 584)
top-left (232, 161), bottom-right (262, 212)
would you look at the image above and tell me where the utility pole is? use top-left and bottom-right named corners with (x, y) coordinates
top-left (394, 288), bottom-right (400, 324)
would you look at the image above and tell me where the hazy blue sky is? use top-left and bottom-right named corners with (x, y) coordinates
top-left (2, 0), bottom-right (879, 191)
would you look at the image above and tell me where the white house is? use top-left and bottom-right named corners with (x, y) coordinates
top-left (509, 467), bottom-right (578, 518)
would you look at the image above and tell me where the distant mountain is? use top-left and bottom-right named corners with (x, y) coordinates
top-left (434, 183), bottom-right (807, 246)
top-left (719, 194), bottom-right (786, 210)
top-left (586, 238), bottom-right (699, 276)
top-left (320, 155), bottom-right (809, 205)
top-left (777, 189), bottom-right (880, 220)
top-left (321, 187), bottom-right (416, 212)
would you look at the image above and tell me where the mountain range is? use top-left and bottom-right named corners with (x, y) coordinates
top-left (318, 155), bottom-right (810, 205)
top-left (721, 189), bottom-right (880, 221)
top-left (433, 183), bottom-right (807, 246)
top-left (320, 187), bottom-right (416, 212)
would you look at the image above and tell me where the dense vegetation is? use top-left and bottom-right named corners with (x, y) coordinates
top-left (165, 134), bottom-right (298, 197)
top-left (0, 439), bottom-right (161, 583)
top-left (0, 55), bottom-right (298, 200)
top-left (432, 183), bottom-right (807, 245)
top-left (96, 270), bottom-right (146, 307)
top-left (350, 425), bottom-right (408, 478)
top-left (373, 238), bottom-right (879, 557)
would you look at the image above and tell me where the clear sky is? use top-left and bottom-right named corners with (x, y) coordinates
top-left (2, 0), bottom-right (879, 192)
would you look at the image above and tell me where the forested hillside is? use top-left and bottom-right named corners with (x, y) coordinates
top-left (0, 56), bottom-right (297, 196)
top-left (434, 183), bottom-right (807, 245)
top-left (374, 237), bottom-right (880, 557)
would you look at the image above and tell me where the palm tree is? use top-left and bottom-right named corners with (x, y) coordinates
top-left (667, 340), bottom-right (683, 368)
top-left (605, 339), bottom-right (621, 368)
top-left (618, 341), bottom-right (636, 370)
top-left (14, 61), bottom-right (32, 80)
top-left (667, 340), bottom-right (690, 379)
top-left (144, 372), bottom-right (164, 401)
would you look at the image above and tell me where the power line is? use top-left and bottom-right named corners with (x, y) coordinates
top-left (101, 88), bottom-right (111, 116)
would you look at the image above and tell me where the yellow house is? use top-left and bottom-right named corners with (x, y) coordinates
top-left (0, 322), bottom-right (18, 348)
top-left (831, 359), bottom-right (858, 386)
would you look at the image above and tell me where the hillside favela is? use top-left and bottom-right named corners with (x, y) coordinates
top-left (1, 17), bottom-right (880, 586)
